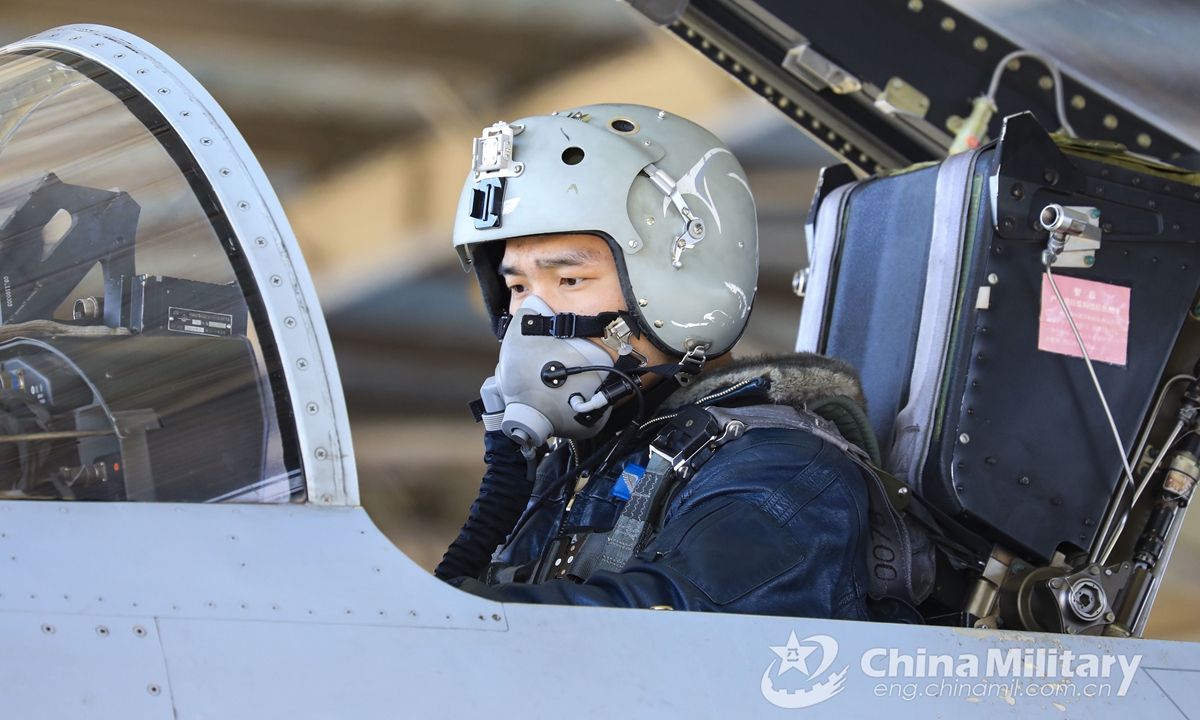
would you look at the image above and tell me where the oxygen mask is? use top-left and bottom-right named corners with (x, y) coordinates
top-left (489, 295), bottom-right (621, 452)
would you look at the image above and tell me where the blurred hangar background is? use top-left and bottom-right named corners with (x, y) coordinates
top-left (3, 0), bottom-right (1199, 640)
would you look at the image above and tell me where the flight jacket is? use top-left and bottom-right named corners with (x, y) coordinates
top-left (450, 353), bottom-right (875, 621)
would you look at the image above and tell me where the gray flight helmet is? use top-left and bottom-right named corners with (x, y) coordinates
top-left (452, 103), bottom-right (759, 359)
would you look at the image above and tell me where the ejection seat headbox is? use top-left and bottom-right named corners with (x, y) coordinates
top-left (800, 112), bottom-right (1200, 568)
top-left (451, 104), bottom-right (759, 360)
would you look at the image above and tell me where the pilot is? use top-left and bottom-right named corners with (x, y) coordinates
top-left (435, 104), bottom-right (887, 619)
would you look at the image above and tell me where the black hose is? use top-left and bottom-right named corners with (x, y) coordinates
top-left (434, 430), bottom-right (536, 581)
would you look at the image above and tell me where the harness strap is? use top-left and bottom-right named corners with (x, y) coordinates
top-left (593, 452), bottom-right (675, 574)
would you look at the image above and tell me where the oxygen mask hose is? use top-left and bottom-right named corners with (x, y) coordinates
top-left (434, 428), bottom-right (536, 582)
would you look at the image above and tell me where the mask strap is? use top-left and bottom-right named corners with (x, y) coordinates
top-left (518, 311), bottom-right (622, 339)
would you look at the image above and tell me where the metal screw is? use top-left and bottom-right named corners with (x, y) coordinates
top-left (1137, 133), bottom-right (1152, 149)
top-left (96, 626), bottom-right (109, 637)
top-left (1018, 476), bottom-right (1030, 485)
top-left (1103, 114), bottom-right (1119, 130)
top-left (255, 236), bottom-right (267, 247)
top-left (284, 317), bottom-right (296, 328)
top-left (114, 53), bottom-right (125, 59)
top-left (306, 402), bottom-right (319, 415)
top-left (297, 358), bottom-right (309, 370)
top-left (988, 273), bottom-right (999, 284)
top-left (940, 17), bottom-right (956, 31)
top-left (133, 625), bottom-right (147, 637)
top-left (315, 448), bottom-right (328, 461)
top-left (492, 613), bottom-right (502, 621)
top-left (41, 623), bottom-right (54, 635)
top-left (1071, 95), bottom-right (1086, 110)
top-left (200, 137), bottom-right (212, 146)
top-left (1050, 578), bottom-right (1062, 589)
top-left (179, 110), bottom-right (190, 117)
top-left (157, 88), bottom-right (170, 95)
top-left (959, 433), bottom-right (970, 444)
top-left (137, 69), bottom-right (148, 75)
top-left (657, 111), bottom-right (666, 119)
top-left (1084, 255), bottom-right (1095, 266)
top-left (638, 298), bottom-right (648, 307)
top-left (645, 216), bottom-right (655, 226)
top-left (654, 320), bottom-right (664, 328)
top-left (627, 240), bottom-right (638, 249)
top-left (972, 36), bottom-right (988, 52)
top-left (237, 201), bottom-right (250, 210)
top-left (219, 168), bottom-right (231, 176)
top-left (270, 276), bottom-right (283, 287)
top-left (907, 0), bottom-right (923, 10)
top-left (1105, 611), bottom-right (1116, 622)
top-left (147, 684), bottom-right (161, 696)
top-left (644, 141), bottom-right (652, 147)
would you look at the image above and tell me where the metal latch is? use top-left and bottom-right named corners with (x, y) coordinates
top-left (782, 40), bottom-right (862, 95)
top-left (874, 77), bottom-right (930, 119)
top-left (601, 316), bottom-right (647, 364)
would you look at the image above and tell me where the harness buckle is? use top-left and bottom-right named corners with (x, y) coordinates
top-left (648, 406), bottom-right (723, 479)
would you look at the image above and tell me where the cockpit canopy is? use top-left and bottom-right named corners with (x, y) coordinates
top-left (0, 46), bottom-right (304, 503)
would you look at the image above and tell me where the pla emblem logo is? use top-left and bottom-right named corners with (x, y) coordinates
top-left (760, 632), bottom-right (848, 708)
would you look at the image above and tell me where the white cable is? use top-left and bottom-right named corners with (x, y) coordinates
top-left (1044, 262), bottom-right (1135, 502)
top-left (987, 50), bottom-right (1077, 138)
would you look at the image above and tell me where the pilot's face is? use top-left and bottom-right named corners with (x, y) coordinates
top-left (498, 233), bottom-right (671, 366)
top-left (499, 233), bottom-right (624, 318)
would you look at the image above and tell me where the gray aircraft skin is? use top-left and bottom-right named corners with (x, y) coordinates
top-left (0, 24), bottom-right (1197, 720)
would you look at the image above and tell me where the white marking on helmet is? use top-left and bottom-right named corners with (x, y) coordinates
top-left (676, 147), bottom-right (731, 232)
top-left (725, 282), bottom-right (749, 318)
top-left (671, 309), bottom-right (732, 328)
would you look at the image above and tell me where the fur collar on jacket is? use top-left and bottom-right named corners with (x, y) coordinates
top-left (664, 352), bottom-right (867, 412)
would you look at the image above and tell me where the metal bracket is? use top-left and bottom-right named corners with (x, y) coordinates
top-left (641, 162), bottom-right (705, 268)
top-left (873, 77), bottom-right (930, 120)
top-left (601, 317), bottom-right (647, 364)
top-left (472, 122), bottom-right (524, 181)
top-left (782, 40), bottom-right (861, 95)
top-left (674, 341), bottom-right (709, 386)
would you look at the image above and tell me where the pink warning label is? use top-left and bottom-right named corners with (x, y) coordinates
top-left (1038, 275), bottom-right (1131, 366)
